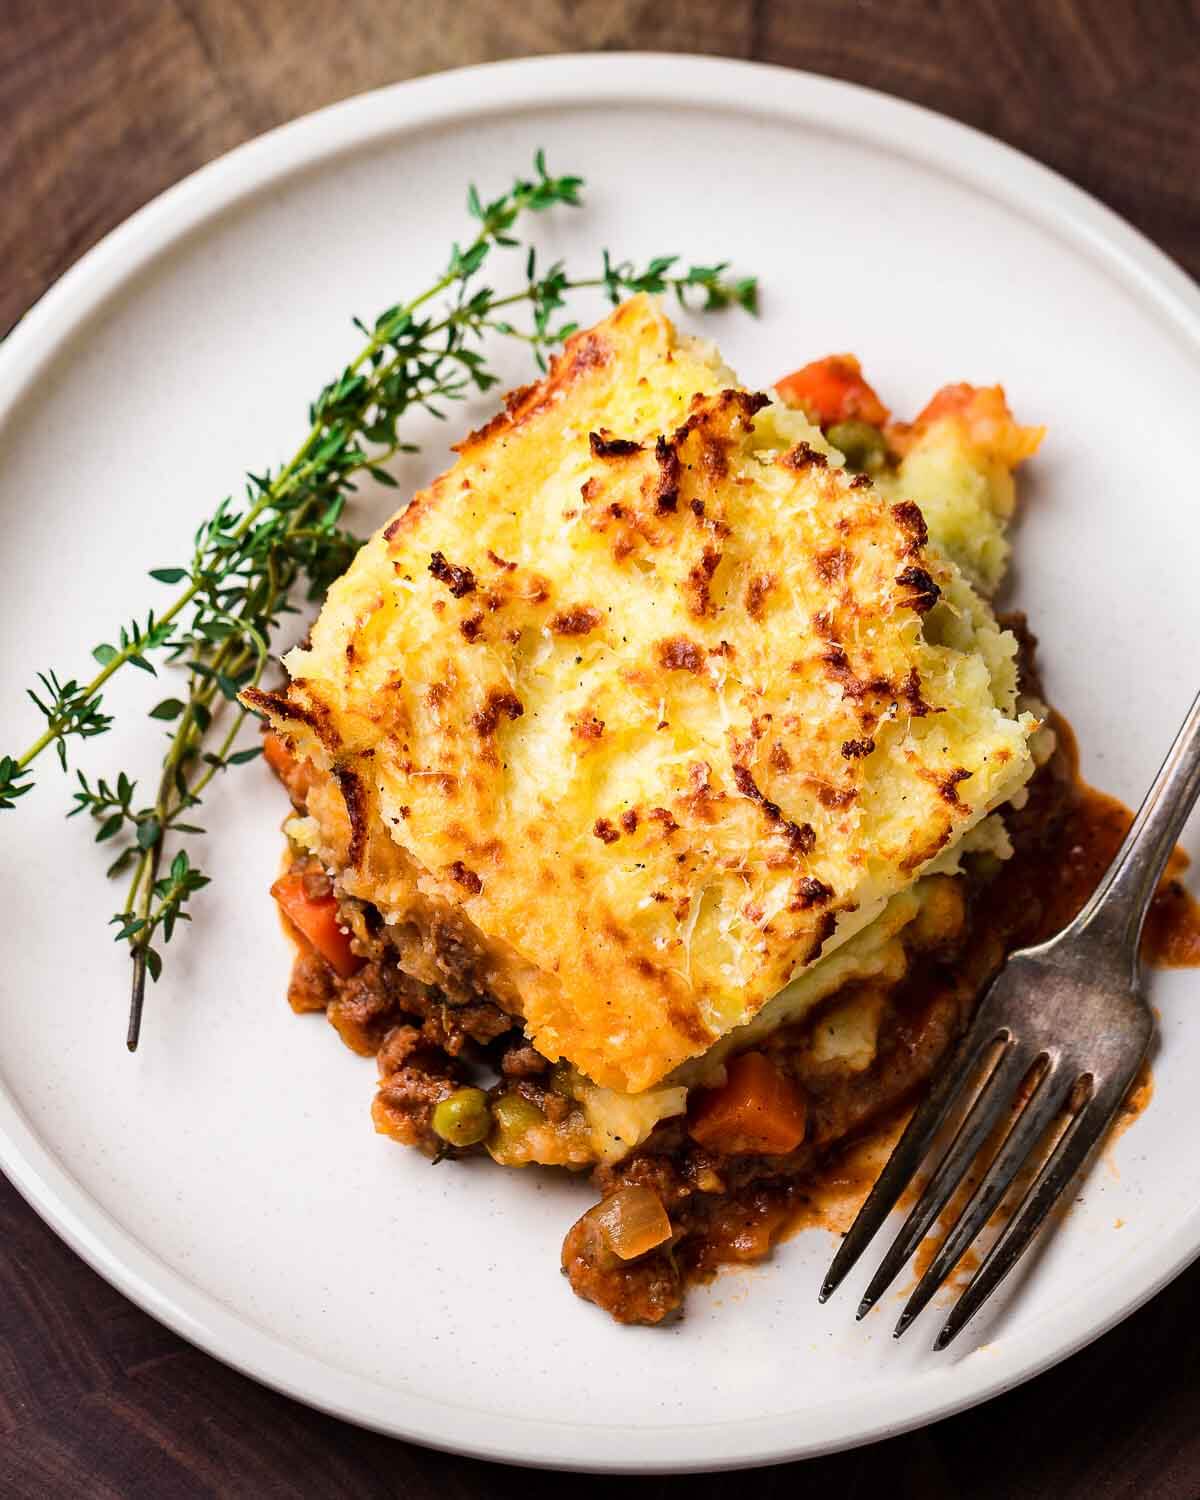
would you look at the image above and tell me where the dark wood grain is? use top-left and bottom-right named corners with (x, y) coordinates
top-left (4, 1), bottom-right (1200, 1494)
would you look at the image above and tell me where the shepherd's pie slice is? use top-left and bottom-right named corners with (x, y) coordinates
top-left (247, 295), bottom-right (1036, 1093)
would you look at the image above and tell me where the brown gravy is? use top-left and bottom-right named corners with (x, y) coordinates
top-left (1035, 713), bottom-right (1200, 964)
top-left (965, 709), bottom-right (1200, 967)
top-left (771, 709), bottom-right (1199, 1283)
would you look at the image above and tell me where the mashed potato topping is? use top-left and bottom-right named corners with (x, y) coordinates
top-left (247, 296), bottom-right (1037, 1094)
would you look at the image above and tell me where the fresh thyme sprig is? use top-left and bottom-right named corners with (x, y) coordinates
top-left (0, 150), bottom-right (757, 1048)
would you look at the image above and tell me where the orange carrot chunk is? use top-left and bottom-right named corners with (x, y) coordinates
top-left (687, 1051), bottom-right (808, 1156)
top-left (903, 381), bottom-right (1044, 467)
top-left (882, 381), bottom-right (1045, 467)
top-left (911, 381), bottom-right (984, 428)
top-left (271, 873), bottom-right (363, 979)
top-left (262, 731), bottom-right (300, 781)
top-left (774, 355), bottom-right (890, 429)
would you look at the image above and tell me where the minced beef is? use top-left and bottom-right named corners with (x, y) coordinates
top-left (500, 1043), bottom-right (551, 1079)
top-left (279, 845), bottom-right (518, 1063)
top-left (371, 1025), bottom-right (463, 1151)
top-left (559, 1217), bottom-right (682, 1326)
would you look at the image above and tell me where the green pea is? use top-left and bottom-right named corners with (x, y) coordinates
top-left (491, 1091), bottom-right (544, 1136)
top-left (431, 1087), bottom-right (491, 1147)
top-left (486, 1091), bottom-right (547, 1164)
top-left (826, 420), bottom-right (888, 473)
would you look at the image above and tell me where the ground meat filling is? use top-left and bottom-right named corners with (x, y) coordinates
top-left (269, 624), bottom-right (1076, 1323)
top-left (278, 841), bottom-right (520, 1147)
top-left (372, 1025), bottom-right (464, 1148)
top-left (560, 1219), bottom-right (682, 1327)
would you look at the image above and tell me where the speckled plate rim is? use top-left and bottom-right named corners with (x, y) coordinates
top-left (1, 53), bottom-right (1199, 1473)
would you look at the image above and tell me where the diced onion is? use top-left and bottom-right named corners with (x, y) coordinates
top-left (587, 1186), bottom-right (672, 1261)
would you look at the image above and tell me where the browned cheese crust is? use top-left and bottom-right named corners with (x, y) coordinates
top-left (246, 296), bottom-right (1032, 1092)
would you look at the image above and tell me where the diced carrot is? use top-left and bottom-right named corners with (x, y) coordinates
top-left (262, 730), bottom-right (315, 805)
top-left (912, 381), bottom-right (983, 428)
top-left (774, 355), bottom-right (890, 428)
top-left (271, 873), bottom-right (363, 979)
top-left (262, 731), bottom-right (299, 781)
top-left (687, 1051), bottom-right (808, 1156)
top-left (899, 382), bottom-right (1043, 467)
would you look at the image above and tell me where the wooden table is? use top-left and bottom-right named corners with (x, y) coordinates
top-left (4, 3), bottom-right (1199, 1493)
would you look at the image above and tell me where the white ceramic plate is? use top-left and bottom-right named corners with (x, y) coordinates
top-left (1, 54), bottom-right (1198, 1473)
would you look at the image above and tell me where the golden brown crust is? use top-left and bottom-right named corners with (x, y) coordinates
top-left (248, 296), bottom-right (1034, 1092)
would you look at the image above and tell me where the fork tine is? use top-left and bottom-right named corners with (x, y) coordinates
top-left (932, 1069), bottom-right (1136, 1351)
top-left (819, 1012), bottom-right (1005, 1303)
top-left (893, 1057), bottom-right (1078, 1337)
top-left (856, 1039), bottom-right (1036, 1318)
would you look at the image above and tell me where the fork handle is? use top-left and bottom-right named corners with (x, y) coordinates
top-left (1064, 689), bottom-right (1200, 976)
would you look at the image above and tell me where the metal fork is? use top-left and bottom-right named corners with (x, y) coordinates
top-left (820, 689), bottom-right (1200, 1349)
